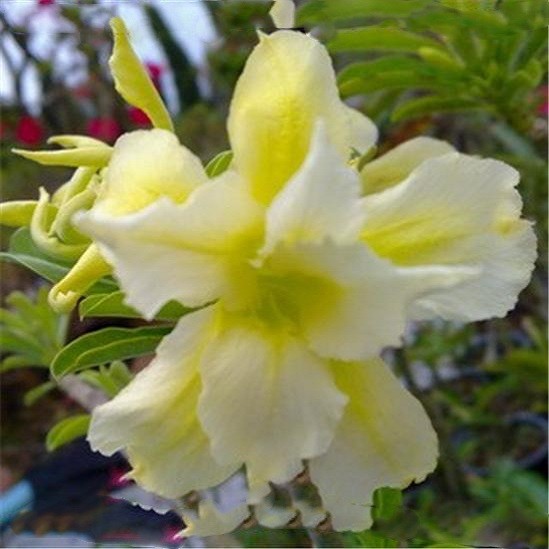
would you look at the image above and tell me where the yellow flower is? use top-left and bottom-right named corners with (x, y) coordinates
top-left (74, 14), bottom-right (536, 536)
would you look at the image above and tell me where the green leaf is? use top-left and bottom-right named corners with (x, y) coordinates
top-left (372, 487), bottom-right (403, 521)
top-left (24, 381), bottom-right (56, 406)
top-left (391, 95), bottom-right (485, 121)
top-left (0, 355), bottom-right (38, 373)
top-left (46, 414), bottom-right (91, 452)
top-left (329, 27), bottom-right (443, 54)
top-left (338, 57), bottom-right (464, 97)
top-left (0, 228), bottom-right (116, 293)
top-left (205, 151), bottom-right (233, 178)
top-left (297, 0), bottom-right (429, 25)
top-left (51, 325), bottom-right (171, 379)
top-left (78, 361), bottom-right (133, 398)
top-left (342, 531), bottom-right (398, 548)
top-left (79, 291), bottom-right (188, 321)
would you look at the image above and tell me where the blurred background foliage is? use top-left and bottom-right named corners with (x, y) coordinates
top-left (0, 1), bottom-right (547, 548)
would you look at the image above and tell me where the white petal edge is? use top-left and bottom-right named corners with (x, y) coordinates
top-left (197, 321), bottom-right (347, 502)
top-left (87, 307), bottom-right (239, 499)
top-left (309, 359), bottom-right (438, 531)
top-left (76, 172), bottom-right (264, 319)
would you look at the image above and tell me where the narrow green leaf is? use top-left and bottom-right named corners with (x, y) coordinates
top-left (24, 381), bottom-right (56, 407)
top-left (0, 355), bottom-right (38, 372)
top-left (391, 95), bottom-right (485, 121)
top-left (1, 228), bottom-right (116, 293)
top-left (297, 0), bottom-right (429, 25)
top-left (78, 291), bottom-right (188, 321)
top-left (205, 151), bottom-right (234, 178)
top-left (46, 414), bottom-right (91, 452)
top-left (329, 27), bottom-right (443, 54)
top-left (51, 325), bottom-right (171, 379)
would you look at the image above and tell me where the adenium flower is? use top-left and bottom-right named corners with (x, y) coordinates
top-left (2, 6), bottom-right (536, 536)
top-left (72, 16), bottom-right (536, 537)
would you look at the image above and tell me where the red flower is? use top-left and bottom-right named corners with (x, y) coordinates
top-left (38, 0), bottom-right (55, 5)
top-left (128, 107), bottom-right (151, 126)
top-left (86, 117), bottom-right (122, 143)
top-left (145, 62), bottom-right (163, 89)
top-left (15, 116), bottom-right (45, 146)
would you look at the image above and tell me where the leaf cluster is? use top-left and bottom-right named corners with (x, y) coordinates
top-left (298, 0), bottom-right (548, 130)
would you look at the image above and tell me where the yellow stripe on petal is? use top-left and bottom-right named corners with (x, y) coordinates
top-left (228, 31), bottom-right (371, 204)
top-left (109, 17), bottom-right (173, 132)
top-left (197, 318), bottom-right (347, 501)
top-left (309, 359), bottom-right (438, 532)
top-left (362, 152), bottom-right (537, 321)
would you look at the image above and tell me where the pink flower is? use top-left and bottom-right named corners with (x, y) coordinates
top-left (128, 107), bottom-right (151, 126)
top-left (86, 117), bottom-right (122, 143)
top-left (145, 62), bottom-right (163, 89)
top-left (15, 116), bottom-right (45, 146)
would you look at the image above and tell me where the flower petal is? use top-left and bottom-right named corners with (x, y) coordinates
top-left (76, 172), bottom-right (264, 318)
top-left (262, 123), bottom-right (365, 255)
top-left (309, 359), bottom-right (438, 531)
top-left (362, 153), bottom-right (537, 321)
top-left (268, 241), bottom-right (473, 361)
top-left (360, 136), bottom-right (454, 195)
top-left (197, 318), bottom-right (347, 501)
top-left (109, 18), bottom-right (173, 132)
top-left (228, 30), bottom-right (374, 204)
top-left (181, 500), bottom-right (250, 538)
top-left (88, 307), bottom-right (238, 499)
top-left (95, 129), bottom-right (206, 216)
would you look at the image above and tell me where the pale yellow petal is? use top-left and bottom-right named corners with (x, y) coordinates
top-left (182, 500), bottom-right (249, 538)
top-left (48, 134), bottom-right (109, 149)
top-left (197, 319), bottom-right (347, 501)
top-left (0, 201), bottom-right (38, 227)
top-left (360, 136), bottom-right (454, 195)
top-left (76, 173), bottom-right (263, 319)
top-left (362, 153), bottom-right (537, 321)
top-left (345, 106), bottom-right (378, 154)
top-left (262, 123), bottom-right (365, 256)
top-left (228, 30), bottom-right (367, 204)
top-left (12, 146), bottom-right (112, 168)
top-left (48, 244), bottom-right (111, 313)
top-left (267, 241), bottom-right (473, 361)
top-left (95, 129), bottom-right (206, 216)
top-left (270, 0), bottom-right (295, 28)
top-left (88, 307), bottom-right (238, 498)
top-left (309, 359), bottom-right (438, 531)
top-left (109, 17), bottom-right (173, 132)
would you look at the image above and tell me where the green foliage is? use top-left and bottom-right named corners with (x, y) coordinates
top-left (51, 325), bottom-right (172, 379)
top-left (0, 286), bottom-right (68, 371)
top-left (205, 150), bottom-right (234, 178)
top-left (46, 414), bottom-right (91, 452)
top-left (79, 291), bottom-right (188, 321)
top-left (78, 361), bottom-right (133, 398)
top-left (0, 228), bottom-right (116, 293)
top-left (23, 381), bottom-right (57, 406)
top-left (298, 0), bottom-right (548, 130)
